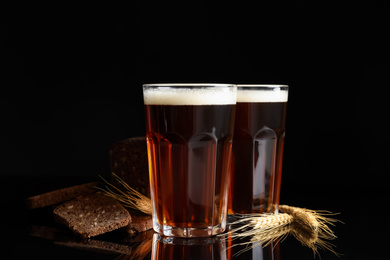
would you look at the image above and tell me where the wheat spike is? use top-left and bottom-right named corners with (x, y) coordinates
top-left (279, 205), bottom-right (340, 240)
top-left (279, 205), bottom-right (319, 230)
top-left (98, 173), bottom-right (153, 215)
top-left (227, 213), bottom-right (293, 235)
top-left (220, 213), bottom-right (294, 246)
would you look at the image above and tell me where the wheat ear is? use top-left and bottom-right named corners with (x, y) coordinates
top-left (227, 213), bottom-right (294, 238)
top-left (279, 205), bottom-right (339, 240)
top-left (98, 173), bottom-right (153, 215)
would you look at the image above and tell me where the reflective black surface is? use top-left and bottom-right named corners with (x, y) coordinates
top-left (2, 1), bottom-right (390, 259)
top-left (5, 175), bottom-right (389, 259)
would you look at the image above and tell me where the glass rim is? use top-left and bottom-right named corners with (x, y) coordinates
top-left (143, 83), bottom-right (237, 105)
top-left (237, 84), bottom-right (288, 89)
top-left (143, 83), bottom-right (236, 88)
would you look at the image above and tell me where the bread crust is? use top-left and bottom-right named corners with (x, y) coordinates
top-left (26, 182), bottom-right (98, 209)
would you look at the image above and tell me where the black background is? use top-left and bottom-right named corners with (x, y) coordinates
top-left (1, 1), bottom-right (390, 259)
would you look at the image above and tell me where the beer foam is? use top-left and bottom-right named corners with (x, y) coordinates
top-left (143, 85), bottom-right (237, 105)
top-left (237, 87), bottom-right (288, 103)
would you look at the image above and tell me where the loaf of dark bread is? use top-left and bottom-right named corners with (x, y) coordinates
top-left (53, 192), bottom-right (131, 238)
top-left (109, 137), bottom-right (150, 196)
top-left (26, 182), bottom-right (98, 209)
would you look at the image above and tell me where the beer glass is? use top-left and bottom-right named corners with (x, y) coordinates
top-left (228, 85), bottom-right (288, 214)
top-left (143, 84), bottom-right (236, 237)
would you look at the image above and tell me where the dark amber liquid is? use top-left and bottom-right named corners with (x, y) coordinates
top-left (145, 104), bottom-right (235, 229)
top-left (228, 102), bottom-right (287, 214)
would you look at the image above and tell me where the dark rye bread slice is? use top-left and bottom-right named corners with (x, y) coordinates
top-left (123, 209), bottom-right (153, 235)
top-left (109, 137), bottom-right (150, 197)
top-left (53, 192), bottom-right (131, 238)
top-left (26, 182), bottom-right (98, 209)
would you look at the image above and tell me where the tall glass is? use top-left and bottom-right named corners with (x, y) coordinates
top-left (228, 85), bottom-right (288, 214)
top-left (143, 84), bottom-right (236, 237)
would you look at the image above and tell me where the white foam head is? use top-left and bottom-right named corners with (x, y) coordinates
top-left (237, 85), bottom-right (288, 103)
top-left (143, 84), bottom-right (237, 105)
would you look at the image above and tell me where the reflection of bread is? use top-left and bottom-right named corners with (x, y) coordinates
top-left (56, 238), bottom-right (133, 255)
top-left (53, 192), bottom-right (131, 238)
top-left (109, 137), bottom-right (150, 196)
top-left (26, 182), bottom-right (98, 209)
top-left (29, 225), bottom-right (133, 255)
top-left (29, 225), bottom-right (154, 255)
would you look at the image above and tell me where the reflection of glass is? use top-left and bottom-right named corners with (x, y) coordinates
top-left (228, 85), bottom-right (288, 214)
top-left (225, 233), bottom-right (280, 260)
top-left (143, 84), bottom-right (236, 237)
top-left (151, 233), bottom-right (227, 260)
